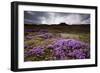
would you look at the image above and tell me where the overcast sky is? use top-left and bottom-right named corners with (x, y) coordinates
top-left (24, 11), bottom-right (90, 25)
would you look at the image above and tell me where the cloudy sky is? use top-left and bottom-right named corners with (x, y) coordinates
top-left (24, 11), bottom-right (90, 25)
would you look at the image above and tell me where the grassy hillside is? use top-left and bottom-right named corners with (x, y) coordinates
top-left (24, 24), bottom-right (90, 61)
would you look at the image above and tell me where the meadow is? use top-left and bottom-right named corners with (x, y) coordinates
top-left (24, 24), bottom-right (90, 61)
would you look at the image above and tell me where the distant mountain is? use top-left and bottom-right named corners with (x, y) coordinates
top-left (25, 23), bottom-right (90, 26)
top-left (58, 22), bottom-right (69, 25)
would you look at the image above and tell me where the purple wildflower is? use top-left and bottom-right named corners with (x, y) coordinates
top-left (31, 47), bottom-right (44, 56)
top-left (53, 47), bottom-right (65, 60)
top-left (25, 47), bottom-right (44, 57)
top-left (68, 49), bottom-right (86, 59)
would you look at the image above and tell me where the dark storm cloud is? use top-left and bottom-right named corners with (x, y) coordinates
top-left (24, 11), bottom-right (90, 25)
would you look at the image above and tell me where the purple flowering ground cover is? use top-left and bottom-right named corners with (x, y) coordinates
top-left (24, 25), bottom-right (90, 61)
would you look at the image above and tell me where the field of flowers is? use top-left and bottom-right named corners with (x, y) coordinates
top-left (24, 25), bottom-right (90, 61)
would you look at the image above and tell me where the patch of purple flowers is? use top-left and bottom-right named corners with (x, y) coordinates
top-left (53, 39), bottom-right (89, 49)
top-left (48, 39), bottom-right (90, 59)
top-left (68, 49), bottom-right (86, 59)
top-left (25, 47), bottom-right (44, 57)
top-left (25, 39), bottom-right (90, 60)
top-left (53, 47), bottom-right (66, 60)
